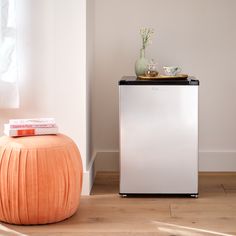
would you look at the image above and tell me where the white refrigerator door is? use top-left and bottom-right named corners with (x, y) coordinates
top-left (119, 85), bottom-right (198, 194)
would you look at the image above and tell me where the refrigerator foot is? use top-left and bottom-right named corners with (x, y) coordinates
top-left (121, 194), bottom-right (127, 198)
top-left (190, 194), bottom-right (198, 198)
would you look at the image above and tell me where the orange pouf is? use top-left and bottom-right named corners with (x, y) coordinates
top-left (0, 134), bottom-right (83, 225)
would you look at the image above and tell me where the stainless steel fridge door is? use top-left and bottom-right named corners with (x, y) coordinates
top-left (119, 85), bottom-right (198, 194)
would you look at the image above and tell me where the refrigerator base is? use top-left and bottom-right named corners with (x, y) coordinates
top-left (119, 193), bottom-right (199, 198)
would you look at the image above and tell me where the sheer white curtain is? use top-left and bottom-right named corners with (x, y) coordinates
top-left (0, 0), bottom-right (19, 108)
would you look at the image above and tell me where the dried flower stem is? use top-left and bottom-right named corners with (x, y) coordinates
top-left (140, 27), bottom-right (154, 49)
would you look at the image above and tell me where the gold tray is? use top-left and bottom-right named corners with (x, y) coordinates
top-left (138, 74), bottom-right (188, 80)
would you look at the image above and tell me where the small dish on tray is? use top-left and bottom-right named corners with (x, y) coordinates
top-left (137, 74), bottom-right (188, 80)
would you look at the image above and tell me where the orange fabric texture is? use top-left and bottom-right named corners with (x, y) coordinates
top-left (0, 134), bottom-right (83, 225)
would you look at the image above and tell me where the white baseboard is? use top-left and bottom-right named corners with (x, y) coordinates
top-left (94, 150), bottom-right (236, 172)
top-left (94, 151), bottom-right (119, 172)
top-left (88, 150), bottom-right (236, 193)
top-left (81, 152), bottom-right (96, 195)
top-left (81, 169), bottom-right (94, 196)
top-left (199, 151), bottom-right (236, 171)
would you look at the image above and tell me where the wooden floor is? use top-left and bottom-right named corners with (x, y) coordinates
top-left (2, 172), bottom-right (236, 236)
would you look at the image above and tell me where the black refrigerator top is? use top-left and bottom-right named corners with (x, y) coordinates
top-left (119, 76), bottom-right (199, 86)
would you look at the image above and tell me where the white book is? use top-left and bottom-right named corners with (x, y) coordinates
top-left (4, 123), bottom-right (57, 129)
top-left (9, 118), bottom-right (56, 125)
top-left (4, 127), bottom-right (59, 137)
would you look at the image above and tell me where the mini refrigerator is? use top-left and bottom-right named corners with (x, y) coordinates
top-left (119, 76), bottom-right (199, 197)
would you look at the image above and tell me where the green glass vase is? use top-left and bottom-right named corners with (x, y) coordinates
top-left (135, 48), bottom-right (149, 77)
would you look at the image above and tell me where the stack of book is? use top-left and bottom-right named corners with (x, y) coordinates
top-left (4, 118), bottom-right (58, 137)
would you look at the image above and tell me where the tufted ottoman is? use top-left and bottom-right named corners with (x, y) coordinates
top-left (0, 134), bottom-right (83, 225)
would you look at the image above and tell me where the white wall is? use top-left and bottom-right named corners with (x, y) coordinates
top-left (0, 0), bottom-right (91, 192)
top-left (85, 0), bottom-right (96, 193)
top-left (93, 0), bottom-right (236, 171)
top-left (87, 0), bottom-right (95, 166)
